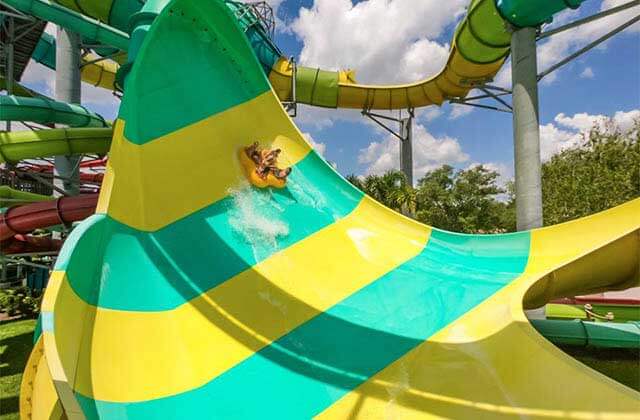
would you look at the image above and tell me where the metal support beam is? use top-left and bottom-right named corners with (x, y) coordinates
top-left (400, 115), bottom-right (413, 186)
top-left (511, 26), bottom-right (543, 231)
top-left (479, 87), bottom-right (512, 111)
top-left (5, 16), bottom-right (14, 131)
top-left (283, 56), bottom-right (297, 117)
top-left (449, 99), bottom-right (512, 114)
top-left (54, 26), bottom-right (81, 197)
top-left (16, 169), bottom-right (72, 197)
top-left (538, 0), bottom-right (640, 39)
top-left (538, 14), bottom-right (640, 81)
top-left (363, 109), bottom-right (414, 184)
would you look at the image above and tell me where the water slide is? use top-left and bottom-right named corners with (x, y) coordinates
top-left (0, 96), bottom-right (110, 250)
top-left (5, 0), bottom-right (590, 109)
top-left (20, 1), bottom-right (640, 419)
top-left (0, 95), bottom-right (108, 127)
top-left (30, 32), bottom-right (120, 91)
top-left (2, 0), bottom-right (129, 51)
top-left (0, 194), bottom-right (97, 241)
top-left (2, 233), bottom-right (63, 254)
top-left (0, 186), bottom-right (50, 207)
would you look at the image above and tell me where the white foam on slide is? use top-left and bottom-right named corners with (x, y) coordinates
top-left (228, 182), bottom-right (290, 261)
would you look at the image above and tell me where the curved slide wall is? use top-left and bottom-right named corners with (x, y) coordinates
top-left (26, 1), bottom-right (640, 418)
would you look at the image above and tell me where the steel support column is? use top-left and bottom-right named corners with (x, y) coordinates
top-left (511, 26), bottom-right (543, 230)
top-left (399, 116), bottom-right (413, 186)
top-left (54, 26), bottom-right (81, 197)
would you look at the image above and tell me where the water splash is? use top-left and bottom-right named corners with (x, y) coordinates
top-left (286, 174), bottom-right (327, 211)
top-left (228, 182), bottom-right (290, 261)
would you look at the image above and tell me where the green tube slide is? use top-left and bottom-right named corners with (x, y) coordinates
top-left (531, 319), bottom-right (640, 349)
top-left (0, 95), bottom-right (108, 127)
top-left (30, 32), bottom-right (57, 70)
top-left (546, 302), bottom-right (640, 323)
top-left (2, 0), bottom-right (129, 51)
top-left (496, 0), bottom-right (588, 27)
top-left (0, 186), bottom-right (51, 207)
top-left (0, 127), bottom-right (112, 164)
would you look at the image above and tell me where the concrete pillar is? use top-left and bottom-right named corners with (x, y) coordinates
top-left (54, 26), bottom-right (82, 196)
top-left (511, 27), bottom-right (543, 230)
top-left (399, 117), bottom-right (413, 186)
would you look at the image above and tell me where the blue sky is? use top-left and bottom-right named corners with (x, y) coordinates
top-left (269, 0), bottom-right (640, 181)
top-left (20, 0), bottom-right (640, 183)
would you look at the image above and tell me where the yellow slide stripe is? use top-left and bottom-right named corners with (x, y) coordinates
top-left (318, 199), bottom-right (640, 419)
top-left (53, 198), bottom-right (430, 403)
top-left (20, 338), bottom-right (64, 420)
top-left (102, 92), bottom-right (311, 231)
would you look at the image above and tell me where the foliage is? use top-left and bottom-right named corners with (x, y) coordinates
top-left (0, 287), bottom-right (42, 319)
top-left (348, 166), bottom-right (513, 233)
top-left (347, 118), bottom-right (639, 232)
top-left (0, 318), bottom-right (37, 420)
top-left (541, 120), bottom-right (640, 225)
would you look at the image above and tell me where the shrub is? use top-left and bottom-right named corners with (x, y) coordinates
top-left (0, 287), bottom-right (43, 318)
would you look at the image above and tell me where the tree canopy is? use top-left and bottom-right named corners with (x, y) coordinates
top-left (348, 165), bottom-right (513, 233)
top-left (347, 117), bottom-right (638, 233)
top-left (541, 119), bottom-right (639, 225)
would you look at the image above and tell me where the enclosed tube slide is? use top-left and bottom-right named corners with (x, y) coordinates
top-left (1, 234), bottom-right (63, 254)
top-left (530, 319), bottom-right (640, 349)
top-left (0, 127), bottom-right (112, 164)
top-left (0, 95), bottom-right (109, 127)
top-left (0, 186), bottom-right (50, 208)
top-left (2, 0), bottom-right (129, 51)
top-left (0, 194), bottom-right (98, 241)
top-left (8, 0), bottom-right (591, 108)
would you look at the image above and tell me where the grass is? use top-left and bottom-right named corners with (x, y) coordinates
top-left (0, 320), bottom-right (637, 420)
top-left (560, 345), bottom-right (640, 391)
top-left (0, 318), bottom-right (36, 420)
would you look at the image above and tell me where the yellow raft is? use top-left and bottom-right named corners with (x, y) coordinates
top-left (239, 147), bottom-right (287, 189)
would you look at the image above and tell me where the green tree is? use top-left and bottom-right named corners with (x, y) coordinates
top-left (541, 119), bottom-right (640, 225)
top-left (348, 165), bottom-right (513, 233)
top-left (415, 165), bottom-right (511, 233)
top-left (346, 170), bottom-right (409, 212)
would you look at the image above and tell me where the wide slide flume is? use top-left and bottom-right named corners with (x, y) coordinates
top-left (22, 1), bottom-right (640, 419)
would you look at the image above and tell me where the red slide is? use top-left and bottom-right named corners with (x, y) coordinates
top-left (1, 234), bottom-right (64, 254)
top-left (17, 165), bottom-right (105, 183)
top-left (0, 194), bottom-right (99, 242)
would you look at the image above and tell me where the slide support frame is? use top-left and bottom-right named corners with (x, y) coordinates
top-left (54, 25), bottom-right (81, 197)
top-left (511, 26), bottom-right (543, 231)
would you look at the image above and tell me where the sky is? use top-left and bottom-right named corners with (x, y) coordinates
top-left (18, 0), bottom-right (640, 185)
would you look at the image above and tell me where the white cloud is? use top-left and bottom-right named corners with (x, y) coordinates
top-left (540, 109), bottom-right (640, 160)
top-left (358, 123), bottom-right (469, 182)
top-left (291, 0), bottom-right (467, 84)
top-left (579, 66), bottom-right (594, 79)
top-left (295, 104), bottom-right (364, 130)
top-left (539, 122), bottom-right (581, 160)
top-left (302, 132), bottom-right (327, 156)
top-left (21, 60), bottom-right (55, 96)
top-left (418, 107), bottom-right (443, 122)
top-left (449, 104), bottom-right (473, 120)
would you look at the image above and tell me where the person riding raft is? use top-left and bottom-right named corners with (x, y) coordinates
top-left (243, 142), bottom-right (292, 185)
